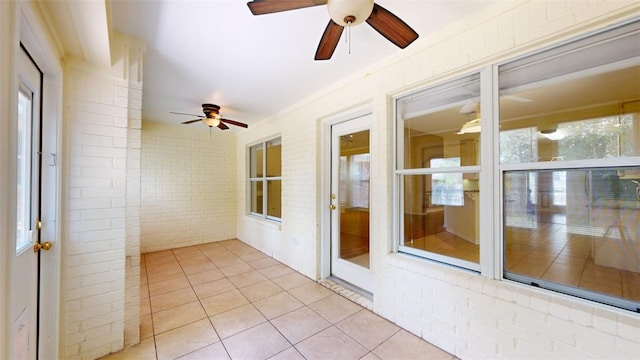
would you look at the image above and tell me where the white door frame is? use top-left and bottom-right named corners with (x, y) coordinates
top-left (4, 3), bottom-right (63, 358)
top-left (320, 103), bottom-right (372, 286)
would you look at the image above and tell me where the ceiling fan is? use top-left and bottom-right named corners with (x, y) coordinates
top-left (247, 0), bottom-right (419, 60)
top-left (171, 104), bottom-right (248, 130)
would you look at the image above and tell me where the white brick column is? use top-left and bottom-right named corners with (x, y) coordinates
top-left (123, 42), bottom-right (144, 347)
top-left (61, 33), bottom-right (144, 359)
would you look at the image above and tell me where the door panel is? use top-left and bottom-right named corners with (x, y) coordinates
top-left (11, 46), bottom-right (43, 360)
top-left (330, 115), bottom-right (372, 292)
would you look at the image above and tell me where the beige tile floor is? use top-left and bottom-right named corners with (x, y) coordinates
top-left (101, 239), bottom-right (455, 360)
top-left (406, 219), bottom-right (639, 302)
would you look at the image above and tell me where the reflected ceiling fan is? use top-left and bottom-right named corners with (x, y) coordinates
top-left (247, 0), bottom-right (419, 60)
top-left (171, 104), bottom-right (248, 130)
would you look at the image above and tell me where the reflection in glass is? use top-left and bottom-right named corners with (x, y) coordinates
top-left (499, 56), bottom-right (639, 164)
top-left (250, 144), bottom-right (263, 178)
top-left (339, 129), bottom-right (370, 269)
top-left (250, 181), bottom-right (263, 215)
top-left (267, 180), bottom-right (281, 218)
top-left (500, 127), bottom-right (539, 164)
top-left (16, 86), bottom-right (33, 253)
top-left (430, 158), bottom-right (463, 206)
top-left (266, 139), bottom-right (281, 177)
top-left (402, 174), bottom-right (480, 264)
top-left (250, 137), bottom-right (282, 220)
top-left (498, 22), bottom-right (639, 310)
top-left (399, 75), bottom-right (481, 170)
top-left (504, 168), bottom-right (640, 302)
top-left (396, 74), bottom-right (482, 268)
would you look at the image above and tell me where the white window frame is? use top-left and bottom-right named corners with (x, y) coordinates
top-left (248, 137), bottom-right (282, 222)
top-left (393, 71), bottom-right (493, 274)
top-left (392, 19), bottom-right (639, 312)
top-left (497, 19), bottom-right (639, 312)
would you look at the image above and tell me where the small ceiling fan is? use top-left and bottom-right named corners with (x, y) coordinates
top-left (171, 104), bottom-right (248, 130)
top-left (247, 0), bottom-right (419, 60)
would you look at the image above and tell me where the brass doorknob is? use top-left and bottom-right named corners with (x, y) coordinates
top-left (33, 241), bottom-right (53, 253)
top-left (329, 204), bottom-right (336, 210)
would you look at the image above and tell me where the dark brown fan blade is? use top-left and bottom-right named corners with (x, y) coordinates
top-left (181, 119), bottom-right (202, 125)
top-left (315, 20), bottom-right (344, 60)
top-left (171, 111), bottom-right (204, 118)
top-left (220, 118), bottom-right (249, 128)
top-left (366, 3), bottom-right (418, 49)
top-left (217, 122), bottom-right (230, 130)
top-left (247, 0), bottom-right (327, 15)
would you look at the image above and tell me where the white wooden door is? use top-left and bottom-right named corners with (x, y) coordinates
top-left (11, 46), bottom-right (45, 360)
top-left (330, 115), bottom-right (373, 292)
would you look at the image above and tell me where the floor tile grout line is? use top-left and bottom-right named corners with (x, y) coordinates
top-left (204, 307), bottom-right (233, 360)
top-left (141, 240), bottom-right (454, 360)
top-left (141, 254), bottom-right (161, 360)
top-left (146, 252), bottom-right (227, 360)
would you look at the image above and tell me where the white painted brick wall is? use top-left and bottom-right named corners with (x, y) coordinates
top-left (235, 1), bottom-right (640, 359)
top-left (62, 32), bottom-right (143, 359)
top-left (140, 121), bottom-right (237, 253)
top-left (63, 64), bottom-right (126, 360)
top-left (122, 41), bottom-right (144, 348)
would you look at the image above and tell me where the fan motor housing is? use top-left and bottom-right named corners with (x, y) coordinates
top-left (202, 103), bottom-right (220, 112)
top-left (202, 103), bottom-right (221, 117)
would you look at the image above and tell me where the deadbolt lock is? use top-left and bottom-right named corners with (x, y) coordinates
top-left (33, 241), bottom-right (53, 253)
top-left (329, 204), bottom-right (336, 210)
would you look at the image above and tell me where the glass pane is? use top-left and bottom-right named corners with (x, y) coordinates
top-left (504, 167), bottom-right (640, 302)
top-left (557, 116), bottom-right (638, 161)
top-left (398, 75), bottom-right (481, 170)
top-left (339, 129), bottom-right (370, 268)
top-left (250, 144), bottom-right (263, 178)
top-left (402, 173), bottom-right (480, 264)
top-left (16, 86), bottom-right (33, 253)
top-left (266, 180), bottom-right (281, 218)
top-left (500, 127), bottom-right (539, 164)
top-left (266, 138), bottom-right (281, 177)
top-left (339, 155), bottom-right (348, 205)
top-left (349, 154), bottom-right (370, 208)
top-left (250, 181), bottom-right (263, 215)
top-left (498, 26), bottom-right (640, 164)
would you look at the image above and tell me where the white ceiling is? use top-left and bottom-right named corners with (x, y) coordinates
top-left (109, 0), bottom-right (497, 128)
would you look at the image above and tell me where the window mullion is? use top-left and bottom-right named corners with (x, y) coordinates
top-left (481, 65), bottom-right (498, 279)
top-left (262, 143), bottom-right (267, 218)
top-left (394, 72), bottom-right (482, 270)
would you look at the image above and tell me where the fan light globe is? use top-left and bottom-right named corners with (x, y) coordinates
top-left (203, 116), bottom-right (221, 127)
top-left (457, 118), bottom-right (481, 134)
top-left (327, 0), bottom-right (374, 26)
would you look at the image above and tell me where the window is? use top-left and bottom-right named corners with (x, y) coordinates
top-left (395, 74), bottom-right (481, 270)
top-left (499, 21), bottom-right (640, 311)
top-left (16, 85), bottom-right (34, 253)
top-left (430, 158), bottom-right (463, 206)
top-left (249, 137), bottom-right (282, 221)
top-left (551, 171), bottom-right (566, 206)
top-left (393, 20), bottom-right (639, 312)
top-left (340, 153), bottom-right (370, 209)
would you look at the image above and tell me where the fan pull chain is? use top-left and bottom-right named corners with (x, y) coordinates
top-left (343, 16), bottom-right (355, 55)
top-left (347, 21), bottom-right (351, 55)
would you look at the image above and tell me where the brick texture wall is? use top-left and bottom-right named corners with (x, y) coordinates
top-left (140, 121), bottom-right (237, 253)
top-left (235, 1), bottom-right (640, 359)
top-left (122, 40), bottom-right (144, 348)
top-left (61, 33), bottom-right (143, 359)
